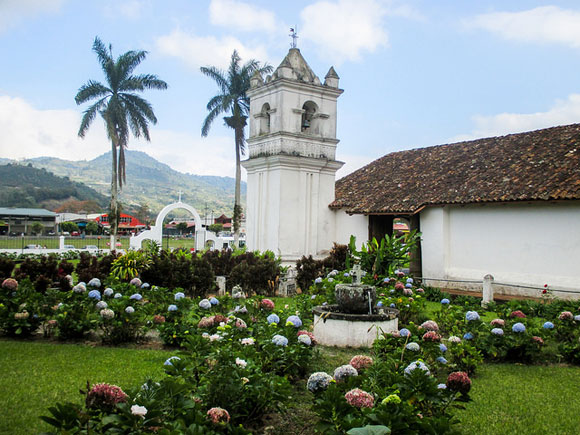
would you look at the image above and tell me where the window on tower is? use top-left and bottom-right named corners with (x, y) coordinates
top-left (301, 101), bottom-right (318, 133)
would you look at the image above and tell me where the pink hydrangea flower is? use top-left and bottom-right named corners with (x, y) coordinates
top-left (394, 282), bottom-right (405, 291)
top-left (446, 372), bottom-right (472, 395)
top-left (198, 316), bottom-right (216, 328)
top-left (297, 330), bottom-right (317, 345)
top-left (559, 311), bottom-right (574, 321)
top-left (510, 310), bottom-right (527, 319)
top-left (261, 299), bottom-right (275, 310)
top-left (2, 278), bottom-right (18, 291)
top-left (86, 383), bottom-right (128, 410)
top-left (153, 315), bottom-right (166, 324)
top-left (345, 388), bottom-right (374, 408)
top-left (531, 336), bottom-right (544, 345)
top-left (420, 320), bottom-right (439, 331)
top-left (207, 407), bottom-right (230, 424)
top-left (422, 331), bottom-right (441, 342)
top-left (349, 355), bottom-right (373, 371)
top-left (490, 318), bottom-right (505, 327)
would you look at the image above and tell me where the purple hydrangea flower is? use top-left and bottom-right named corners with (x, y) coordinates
top-left (88, 290), bottom-right (101, 300)
top-left (465, 311), bottom-right (480, 322)
top-left (272, 334), bottom-right (288, 346)
top-left (168, 304), bottom-right (178, 312)
top-left (130, 293), bottom-right (142, 301)
top-left (512, 322), bottom-right (526, 333)
top-left (399, 328), bottom-right (411, 337)
top-left (441, 298), bottom-right (450, 305)
top-left (286, 315), bottom-right (302, 328)
top-left (210, 297), bottom-right (219, 305)
top-left (491, 328), bottom-right (504, 336)
top-left (267, 314), bottom-right (280, 324)
top-left (404, 361), bottom-right (430, 376)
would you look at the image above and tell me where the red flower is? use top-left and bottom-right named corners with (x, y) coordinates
top-left (86, 383), bottom-right (128, 411)
top-left (510, 310), bottom-right (526, 319)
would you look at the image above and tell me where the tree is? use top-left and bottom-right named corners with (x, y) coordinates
top-left (30, 222), bottom-right (44, 235)
top-left (135, 203), bottom-right (151, 226)
top-left (208, 223), bottom-right (223, 234)
top-left (85, 220), bottom-right (99, 235)
top-left (61, 222), bottom-right (79, 233)
top-left (200, 50), bottom-right (272, 246)
top-left (176, 222), bottom-right (188, 235)
top-left (75, 36), bottom-right (167, 250)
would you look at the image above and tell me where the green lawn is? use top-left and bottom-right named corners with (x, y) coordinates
top-left (0, 340), bottom-right (173, 435)
top-left (1, 339), bottom-right (578, 434)
top-left (0, 236), bottom-right (196, 251)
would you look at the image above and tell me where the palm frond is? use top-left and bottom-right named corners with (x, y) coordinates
top-left (78, 97), bottom-right (107, 138)
top-left (121, 93), bottom-right (157, 124)
top-left (75, 80), bottom-right (111, 105)
top-left (200, 66), bottom-right (229, 94)
top-left (117, 50), bottom-right (147, 82)
top-left (201, 106), bottom-right (223, 137)
top-left (121, 74), bottom-right (168, 92)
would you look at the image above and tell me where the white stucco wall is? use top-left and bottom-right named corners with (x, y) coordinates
top-left (421, 201), bottom-right (580, 297)
top-left (333, 211), bottom-right (369, 248)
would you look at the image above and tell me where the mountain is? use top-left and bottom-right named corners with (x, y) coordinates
top-left (7, 151), bottom-right (245, 216)
top-left (0, 163), bottom-right (108, 209)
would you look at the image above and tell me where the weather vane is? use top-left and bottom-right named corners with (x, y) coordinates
top-left (289, 26), bottom-right (298, 48)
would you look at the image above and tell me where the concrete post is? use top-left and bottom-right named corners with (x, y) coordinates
top-left (59, 235), bottom-right (65, 250)
top-left (216, 276), bottom-right (226, 297)
top-left (482, 274), bottom-right (494, 307)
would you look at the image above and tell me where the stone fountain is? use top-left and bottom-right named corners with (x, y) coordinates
top-left (312, 265), bottom-right (399, 347)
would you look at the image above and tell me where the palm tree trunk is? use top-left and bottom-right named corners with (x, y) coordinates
top-left (110, 141), bottom-right (118, 251)
top-left (233, 126), bottom-right (243, 247)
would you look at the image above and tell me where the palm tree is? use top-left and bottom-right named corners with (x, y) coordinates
top-left (75, 36), bottom-right (167, 250)
top-left (201, 50), bottom-right (272, 245)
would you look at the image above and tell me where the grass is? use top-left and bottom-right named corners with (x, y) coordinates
top-left (456, 363), bottom-right (580, 435)
top-left (0, 339), bottom-right (173, 435)
top-left (0, 236), bottom-right (196, 251)
top-left (1, 339), bottom-right (579, 434)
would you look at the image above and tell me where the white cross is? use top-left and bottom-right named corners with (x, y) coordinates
top-left (177, 191), bottom-right (182, 202)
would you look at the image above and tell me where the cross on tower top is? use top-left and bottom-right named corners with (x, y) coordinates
top-left (177, 191), bottom-right (183, 203)
top-left (289, 26), bottom-right (298, 48)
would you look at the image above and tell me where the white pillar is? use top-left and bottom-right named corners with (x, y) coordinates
top-left (482, 274), bottom-right (494, 307)
top-left (59, 235), bottom-right (65, 250)
top-left (216, 276), bottom-right (226, 297)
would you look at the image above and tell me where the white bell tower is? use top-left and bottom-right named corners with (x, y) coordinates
top-left (242, 48), bottom-right (344, 263)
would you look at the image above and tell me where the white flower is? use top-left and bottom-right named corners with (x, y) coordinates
top-left (448, 335), bottom-right (461, 343)
top-left (235, 357), bottom-right (247, 368)
top-left (131, 404), bottom-right (147, 418)
top-left (125, 306), bottom-right (135, 314)
top-left (209, 334), bottom-right (222, 342)
top-left (241, 337), bottom-right (255, 345)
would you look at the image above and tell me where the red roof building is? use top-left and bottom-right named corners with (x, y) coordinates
top-left (96, 213), bottom-right (146, 234)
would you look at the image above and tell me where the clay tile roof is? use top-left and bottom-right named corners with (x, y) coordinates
top-left (330, 123), bottom-right (580, 214)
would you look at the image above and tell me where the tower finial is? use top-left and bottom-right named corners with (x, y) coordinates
top-left (289, 26), bottom-right (298, 48)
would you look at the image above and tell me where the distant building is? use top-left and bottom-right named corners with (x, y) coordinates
top-left (213, 214), bottom-right (232, 231)
top-left (0, 207), bottom-right (56, 235)
top-left (96, 213), bottom-right (146, 235)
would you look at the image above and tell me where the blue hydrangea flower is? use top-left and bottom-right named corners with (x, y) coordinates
top-left (466, 311), bottom-right (480, 321)
top-left (439, 343), bottom-right (447, 353)
top-left (333, 364), bottom-right (358, 382)
top-left (390, 303), bottom-right (396, 308)
top-left (328, 278), bottom-right (334, 283)
top-left (267, 314), bottom-right (280, 324)
top-left (436, 356), bottom-right (448, 364)
top-left (130, 293), bottom-right (143, 301)
top-left (272, 334), bottom-right (288, 346)
top-left (114, 293), bottom-right (122, 299)
top-left (168, 304), bottom-right (178, 312)
top-left (404, 361), bottom-right (430, 376)
top-left (405, 283), bottom-right (413, 288)
top-left (383, 277), bottom-right (389, 283)
top-left (164, 356), bottom-right (180, 366)
top-left (103, 288), bottom-right (114, 297)
top-left (406, 342), bottom-right (420, 351)
top-left (399, 328), bottom-right (411, 337)
top-left (407, 278), bottom-right (414, 284)
top-left (512, 322), bottom-right (526, 333)
top-left (88, 278), bottom-right (101, 288)
top-left (298, 335), bottom-right (312, 346)
top-left (491, 328), bottom-right (504, 336)
top-left (322, 302), bottom-right (328, 306)
top-left (343, 272), bottom-right (350, 277)
top-left (199, 299), bottom-right (211, 309)
top-left (377, 301), bottom-right (383, 308)
top-left (575, 315), bottom-right (580, 322)
top-left (437, 383), bottom-right (447, 389)
top-left (314, 277), bottom-right (323, 284)
top-left (307, 372), bottom-right (333, 393)
top-left (174, 292), bottom-right (185, 301)
top-left (96, 301), bottom-right (108, 309)
top-left (286, 315), bottom-right (302, 328)
top-left (328, 270), bottom-right (338, 277)
top-left (463, 332), bottom-right (474, 340)
top-left (125, 306), bottom-right (135, 314)
top-left (141, 283), bottom-right (150, 289)
top-left (88, 290), bottom-right (101, 300)
top-left (542, 321), bottom-right (554, 329)
top-left (441, 298), bottom-right (450, 305)
top-left (210, 297), bottom-right (219, 305)
top-left (390, 289), bottom-right (395, 294)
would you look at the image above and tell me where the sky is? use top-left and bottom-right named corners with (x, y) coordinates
top-left (2, 0), bottom-right (580, 179)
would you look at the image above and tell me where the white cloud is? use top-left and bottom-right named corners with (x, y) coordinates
top-left (0, 95), bottom-right (238, 178)
top-left (0, 95), bottom-right (108, 161)
top-left (209, 0), bottom-right (276, 33)
top-left (155, 28), bottom-right (270, 70)
top-left (133, 130), bottom-right (237, 178)
top-left (300, 0), bottom-right (389, 63)
top-left (465, 6), bottom-right (580, 48)
top-left (450, 94), bottom-right (580, 142)
top-left (0, 0), bottom-right (65, 33)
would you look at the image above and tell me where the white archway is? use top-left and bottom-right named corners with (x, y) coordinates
top-left (130, 201), bottom-right (206, 251)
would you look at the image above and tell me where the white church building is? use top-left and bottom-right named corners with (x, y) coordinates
top-left (243, 48), bottom-right (580, 298)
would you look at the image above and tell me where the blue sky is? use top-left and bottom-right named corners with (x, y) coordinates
top-left (1, 0), bottom-right (580, 178)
